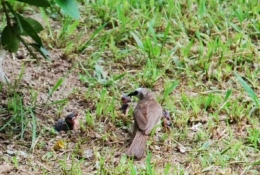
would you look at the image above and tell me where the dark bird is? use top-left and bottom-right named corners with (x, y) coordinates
top-left (162, 109), bottom-right (172, 130)
top-left (120, 94), bottom-right (131, 115)
top-left (54, 111), bottom-right (79, 132)
top-left (126, 88), bottom-right (163, 160)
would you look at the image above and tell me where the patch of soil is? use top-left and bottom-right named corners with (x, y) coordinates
top-left (2, 50), bottom-right (88, 117)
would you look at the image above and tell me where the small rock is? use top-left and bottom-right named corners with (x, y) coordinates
top-left (190, 123), bottom-right (202, 132)
top-left (17, 151), bottom-right (28, 158)
top-left (177, 143), bottom-right (186, 153)
top-left (83, 149), bottom-right (94, 159)
top-left (6, 150), bottom-right (16, 156)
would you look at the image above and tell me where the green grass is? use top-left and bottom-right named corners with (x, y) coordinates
top-left (1, 0), bottom-right (260, 174)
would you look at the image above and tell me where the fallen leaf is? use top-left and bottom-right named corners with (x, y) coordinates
top-left (53, 140), bottom-right (66, 151)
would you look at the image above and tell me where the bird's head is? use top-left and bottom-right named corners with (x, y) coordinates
top-left (121, 94), bottom-right (132, 104)
top-left (65, 111), bottom-right (78, 128)
top-left (128, 88), bottom-right (153, 100)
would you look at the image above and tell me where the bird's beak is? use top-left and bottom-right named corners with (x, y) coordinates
top-left (67, 112), bottom-right (78, 121)
top-left (128, 90), bottom-right (138, 96)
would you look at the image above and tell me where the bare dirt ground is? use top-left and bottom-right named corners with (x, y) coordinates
top-left (0, 42), bottom-right (204, 175)
top-left (1, 52), bottom-right (257, 175)
top-left (0, 51), bottom-right (183, 174)
top-left (0, 50), bottom-right (89, 174)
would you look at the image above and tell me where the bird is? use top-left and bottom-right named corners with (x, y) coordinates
top-left (120, 94), bottom-right (132, 115)
top-left (162, 109), bottom-right (172, 130)
top-left (126, 88), bottom-right (163, 160)
top-left (54, 111), bottom-right (79, 132)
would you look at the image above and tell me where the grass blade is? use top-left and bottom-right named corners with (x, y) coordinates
top-left (130, 31), bottom-right (144, 49)
top-left (224, 89), bottom-right (232, 102)
top-left (235, 72), bottom-right (260, 107)
top-left (30, 109), bottom-right (37, 150)
top-left (252, 159), bottom-right (260, 166)
top-left (163, 81), bottom-right (179, 99)
top-left (79, 23), bottom-right (107, 53)
top-left (49, 78), bottom-right (64, 96)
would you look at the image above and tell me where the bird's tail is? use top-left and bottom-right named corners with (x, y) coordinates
top-left (126, 130), bottom-right (148, 160)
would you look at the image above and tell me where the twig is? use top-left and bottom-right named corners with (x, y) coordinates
top-left (2, 1), bottom-right (11, 27)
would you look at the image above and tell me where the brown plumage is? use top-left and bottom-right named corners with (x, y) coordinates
top-left (126, 88), bottom-right (163, 160)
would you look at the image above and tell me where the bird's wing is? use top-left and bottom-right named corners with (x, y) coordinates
top-left (144, 101), bottom-right (163, 134)
top-left (134, 100), bottom-right (162, 135)
top-left (54, 119), bottom-right (66, 131)
top-left (134, 101), bottom-right (149, 132)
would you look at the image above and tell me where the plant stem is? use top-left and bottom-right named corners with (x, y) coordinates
top-left (2, 1), bottom-right (38, 59)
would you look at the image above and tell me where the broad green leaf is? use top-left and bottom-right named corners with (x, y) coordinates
top-left (17, 14), bottom-right (43, 46)
top-left (24, 18), bottom-right (44, 33)
top-left (55, 0), bottom-right (80, 20)
top-left (15, 0), bottom-right (50, 7)
top-left (30, 44), bottom-right (49, 59)
top-left (12, 23), bottom-right (22, 35)
top-left (1, 25), bottom-right (20, 52)
top-left (5, 2), bottom-right (24, 34)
